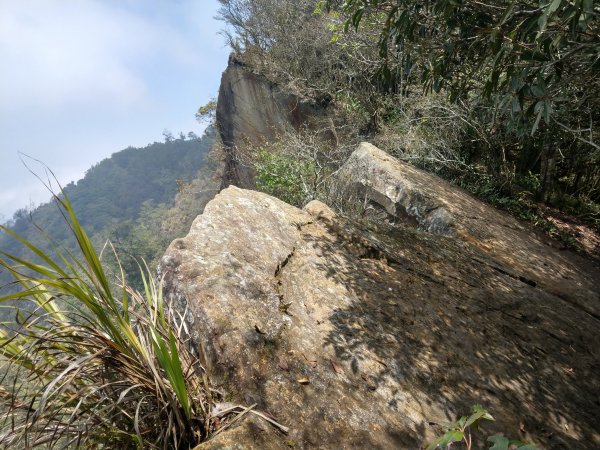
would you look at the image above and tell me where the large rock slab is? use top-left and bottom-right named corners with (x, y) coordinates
top-left (337, 142), bottom-right (600, 319)
top-left (161, 179), bottom-right (600, 449)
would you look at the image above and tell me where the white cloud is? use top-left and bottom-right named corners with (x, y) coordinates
top-left (0, 0), bottom-right (209, 114)
top-left (0, 0), bottom-right (229, 220)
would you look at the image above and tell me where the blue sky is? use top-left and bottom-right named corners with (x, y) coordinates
top-left (0, 0), bottom-right (229, 221)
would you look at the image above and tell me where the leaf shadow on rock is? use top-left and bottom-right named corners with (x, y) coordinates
top-left (303, 217), bottom-right (600, 450)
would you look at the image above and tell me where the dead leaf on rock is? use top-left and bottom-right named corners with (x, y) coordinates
top-left (278, 356), bottom-right (289, 371)
top-left (303, 353), bottom-right (318, 368)
top-left (374, 358), bottom-right (387, 367)
top-left (361, 373), bottom-right (377, 390)
top-left (331, 359), bottom-right (344, 374)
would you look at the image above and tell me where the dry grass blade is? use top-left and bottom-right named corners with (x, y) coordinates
top-left (211, 404), bottom-right (290, 435)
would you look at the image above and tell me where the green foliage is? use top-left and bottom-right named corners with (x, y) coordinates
top-left (248, 128), bottom-right (355, 207)
top-left (428, 405), bottom-right (537, 450)
top-left (255, 148), bottom-right (315, 206)
top-left (105, 201), bottom-right (171, 291)
top-left (553, 195), bottom-right (600, 230)
top-left (317, 0), bottom-right (600, 209)
top-left (330, 0), bottom-right (599, 128)
top-left (69, 135), bottom-right (208, 230)
top-left (0, 191), bottom-right (216, 448)
top-left (196, 99), bottom-right (218, 124)
top-left (487, 435), bottom-right (538, 450)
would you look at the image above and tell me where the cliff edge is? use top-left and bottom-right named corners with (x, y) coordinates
top-left (216, 55), bottom-right (325, 189)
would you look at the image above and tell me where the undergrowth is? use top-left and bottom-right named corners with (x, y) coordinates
top-left (427, 405), bottom-right (537, 450)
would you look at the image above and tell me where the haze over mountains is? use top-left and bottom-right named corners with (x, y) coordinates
top-left (0, 127), bottom-right (220, 319)
top-left (0, 0), bottom-right (228, 221)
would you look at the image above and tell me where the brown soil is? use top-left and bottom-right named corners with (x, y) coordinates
top-left (538, 204), bottom-right (600, 260)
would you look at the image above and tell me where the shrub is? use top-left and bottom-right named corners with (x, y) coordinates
top-left (427, 405), bottom-right (537, 450)
top-left (246, 128), bottom-right (356, 207)
top-left (255, 148), bottom-right (315, 207)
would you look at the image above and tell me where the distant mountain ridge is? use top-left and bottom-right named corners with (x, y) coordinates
top-left (0, 126), bottom-right (221, 314)
top-left (7, 129), bottom-right (213, 230)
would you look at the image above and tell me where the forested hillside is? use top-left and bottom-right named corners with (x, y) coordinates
top-left (0, 127), bottom-right (221, 318)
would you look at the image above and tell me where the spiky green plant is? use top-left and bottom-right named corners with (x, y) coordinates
top-left (0, 190), bottom-right (217, 449)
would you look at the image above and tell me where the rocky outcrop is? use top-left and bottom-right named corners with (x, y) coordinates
top-left (337, 142), bottom-right (458, 236)
top-left (160, 145), bottom-right (600, 449)
top-left (216, 56), bottom-right (325, 189)
top-left (337, 143), bottom-right (600, 319)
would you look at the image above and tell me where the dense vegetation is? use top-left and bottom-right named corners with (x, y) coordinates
top-left (217, 0), bottom-right (600, 239)
top-left (0, 127), bottom-right (220, 321)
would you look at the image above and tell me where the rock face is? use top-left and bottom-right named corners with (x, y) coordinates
top-left (160, 146), bottom-right (600, 449)
top-left (337, 143), bottom-right (600, 318)
top-left (216, 56), bottom-right (324, 189)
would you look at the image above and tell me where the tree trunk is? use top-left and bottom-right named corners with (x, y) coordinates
top-left (539, 139), bottom-right (557, 203)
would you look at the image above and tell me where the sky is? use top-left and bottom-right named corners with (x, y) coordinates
top-left (0, 0), bottom-right (230, 221)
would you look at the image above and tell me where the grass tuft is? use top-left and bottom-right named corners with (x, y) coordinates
top-left (0, 189), bottom-right (218, 449)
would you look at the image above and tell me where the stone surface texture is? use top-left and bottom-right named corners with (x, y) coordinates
top-left (161, 146), bottom-right (600, 449)
top-left (337, 142), bottom-right (599, 318)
